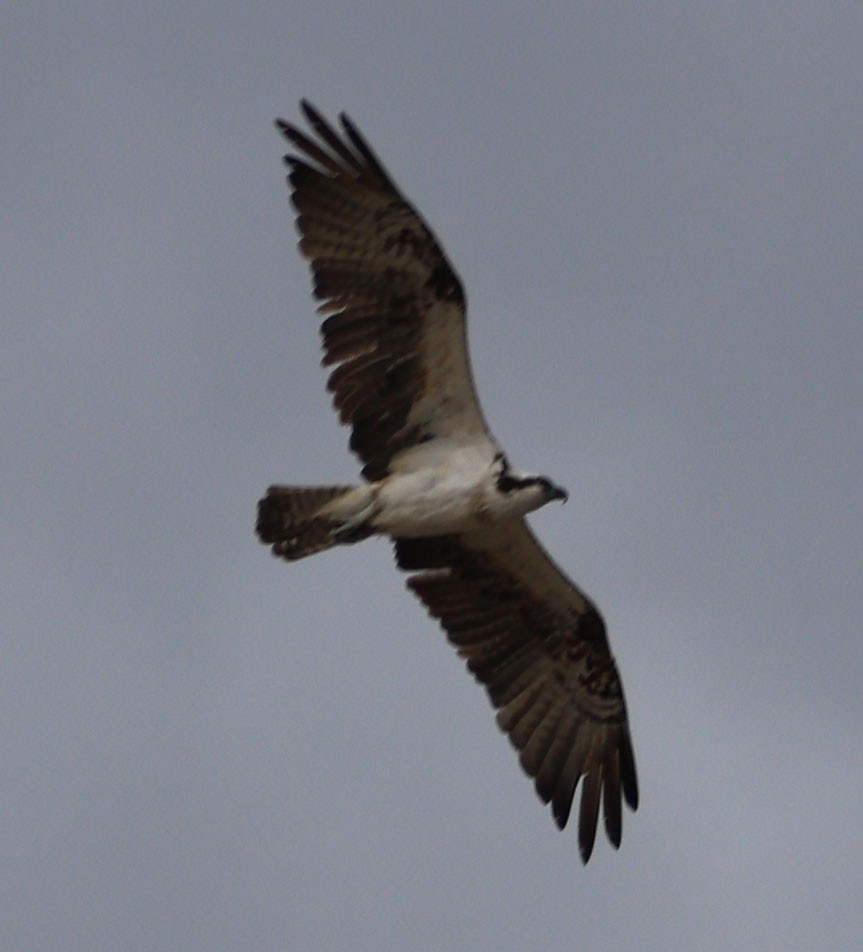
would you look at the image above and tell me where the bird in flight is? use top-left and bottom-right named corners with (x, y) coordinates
top-left (257, 101), bottom-right (638, 862)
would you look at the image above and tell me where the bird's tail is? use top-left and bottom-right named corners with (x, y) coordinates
top-left (256, 485), bottom-right (375, 561)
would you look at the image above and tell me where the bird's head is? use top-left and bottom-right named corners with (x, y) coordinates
top-left (494, 456), bottom-right (568, 512)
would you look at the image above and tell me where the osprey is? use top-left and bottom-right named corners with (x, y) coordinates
top-left (257, 101), bottom-right (638, 862)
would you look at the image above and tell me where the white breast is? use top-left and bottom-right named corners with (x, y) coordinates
top-left (371, 448), bottom-right (550, 538)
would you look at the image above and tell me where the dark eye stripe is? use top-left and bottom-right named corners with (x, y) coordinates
top-left (497, 473), bottom-right (539, 494)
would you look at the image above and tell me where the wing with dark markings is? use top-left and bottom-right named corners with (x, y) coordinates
top-left (276, 101), bottom-right (497, 481)
top-left (394, 522), bottom-right (638, 862)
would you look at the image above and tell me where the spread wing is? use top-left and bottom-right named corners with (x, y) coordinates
top-left (395, 522), bottom-right (638, 863)
top-left (277, 101), bottom-right (496, 481)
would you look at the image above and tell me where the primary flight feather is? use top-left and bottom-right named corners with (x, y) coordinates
top-left (257, 101), bottom-right (638, 862)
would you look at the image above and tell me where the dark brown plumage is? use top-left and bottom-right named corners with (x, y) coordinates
top-left (395, 526), bottom-right (637, 861)
top-left (277, 101), bottom-right (483, 482)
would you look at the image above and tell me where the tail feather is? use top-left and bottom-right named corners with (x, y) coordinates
top-left (256, 485), bottom-right (366, 561)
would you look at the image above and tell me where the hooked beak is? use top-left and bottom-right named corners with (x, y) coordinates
top-left (550, 484), bottom-right (569, 504)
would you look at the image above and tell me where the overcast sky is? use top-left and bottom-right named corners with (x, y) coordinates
top-left (4, 3), bottom-right (862, 950)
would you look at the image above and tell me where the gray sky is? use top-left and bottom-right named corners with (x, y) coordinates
top-left (4, 3), bottom-right (862, 950)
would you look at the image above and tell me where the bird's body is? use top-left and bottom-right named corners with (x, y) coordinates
top-left (257, 102), bottom-right (638, 862)
top-left (260, 451), bottom-right (563, 552)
